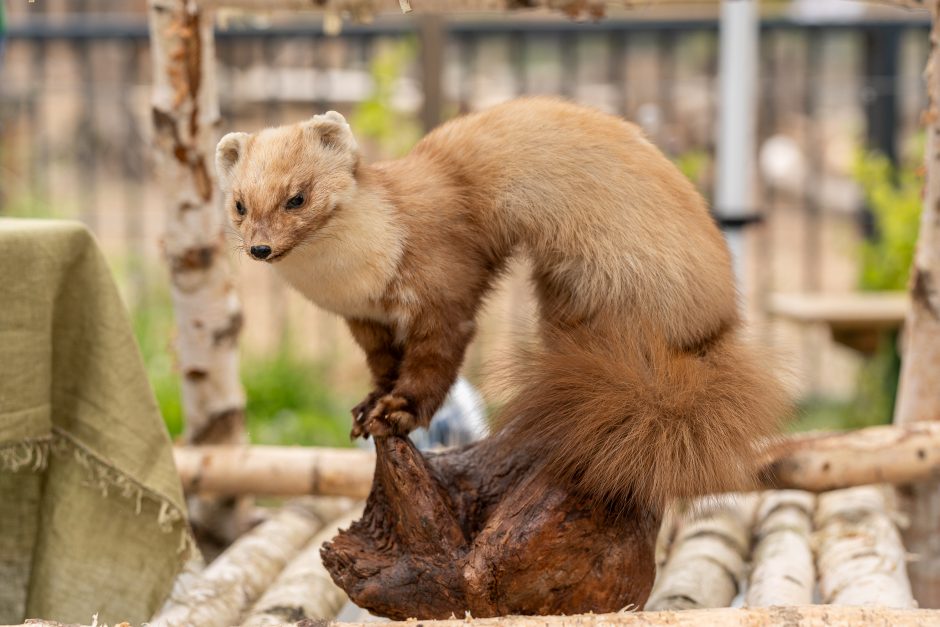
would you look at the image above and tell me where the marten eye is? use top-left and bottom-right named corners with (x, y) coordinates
top-left (235, 200), bottom-right (247, 216)
top-left (285, 194), bottom-right (305, 209)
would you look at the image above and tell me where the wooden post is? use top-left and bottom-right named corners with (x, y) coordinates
top-left (419, 12), bottom-right (445, 132)
top-left (148, 0), bottom-right (249, 546)
top-left (892, 0), bottom-right (940, 607)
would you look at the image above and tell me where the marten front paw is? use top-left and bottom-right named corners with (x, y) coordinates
top-left (362, 393), bottom-right (418, 437)
top-left (350, 390), bottom-right (385, 439)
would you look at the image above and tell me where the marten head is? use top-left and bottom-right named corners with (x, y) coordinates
top-left (216, 111), bottom-right (359, 263)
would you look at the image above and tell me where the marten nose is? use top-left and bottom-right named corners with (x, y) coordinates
top-left (250, 245), bottom-right (272, 260)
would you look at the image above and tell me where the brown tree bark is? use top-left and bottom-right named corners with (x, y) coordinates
top-left (320, 433), bottom-right (660, 620)
top-left (892, 0), bottom-right (940, 607)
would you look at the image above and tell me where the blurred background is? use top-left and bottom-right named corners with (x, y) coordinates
top-left (0, 0), bottom-right (929, 446)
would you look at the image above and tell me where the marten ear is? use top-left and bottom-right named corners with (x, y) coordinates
top-left (216, 132), bottom-right (249, 191)
top-left (305, 111), bottom-right (358, 154)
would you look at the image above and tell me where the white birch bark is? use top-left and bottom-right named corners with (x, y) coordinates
top-left (815, 486), bottom-right (914, 608)
top-left (239, 507), bottom-right (363, 626)
top-left (148, 0), bottom-right (249, 544)
top-left (644, 495), bottom-right (757, 610)
top-left (746, 491), bottom-right (816, 607)
top-left (150, 500), bottom-right (329, 627)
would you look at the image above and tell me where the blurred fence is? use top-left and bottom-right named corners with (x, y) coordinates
top-left (0, 13), bottom-right (930, 396)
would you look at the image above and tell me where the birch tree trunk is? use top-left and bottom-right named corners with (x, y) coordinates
top-left (148, 0), bottom-right (249, 546)
top-left (892, 0), bottom-right (940, 606)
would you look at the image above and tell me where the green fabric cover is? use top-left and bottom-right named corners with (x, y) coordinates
top-left (0, 219), bottom-right (192, 624)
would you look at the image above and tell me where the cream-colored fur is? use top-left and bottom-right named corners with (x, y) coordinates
top-left (273, 187), bottom-right (406, 324)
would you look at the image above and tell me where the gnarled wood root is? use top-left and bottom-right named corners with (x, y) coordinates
top-left (321, 433), bottom-right (660, 620)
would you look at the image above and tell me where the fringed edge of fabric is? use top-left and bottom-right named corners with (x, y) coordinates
top-left (0, 429), bottom-right (196, 556)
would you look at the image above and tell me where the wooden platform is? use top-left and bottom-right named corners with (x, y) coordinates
top-left (767, 292), bottom-right (908, 354)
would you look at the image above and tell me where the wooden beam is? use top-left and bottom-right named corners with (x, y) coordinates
top-left (174, 444), bottom-right (375, 498)
top-left (762, 422), bottom-right (940, 492)
top-left (17, 607), bottom-right (940, 627)
top-left (173, 423), bottom-right (940, 498)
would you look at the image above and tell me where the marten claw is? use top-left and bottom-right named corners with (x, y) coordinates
top-left (363, 393), bottom-right (418, 436)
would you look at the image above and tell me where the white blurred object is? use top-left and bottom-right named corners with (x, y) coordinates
top-left (636, 102), bottom-right (662, 137)
top-left (355, 377), bottom-right (488, 452)
top-left (410, 376), bottom-right (488, 450)
top-left (760, 134), bottom-right (807, 193)
top-left (789, 0), bottom-right (865, 23)
top-left (759, 132), bottom-right (862, 213)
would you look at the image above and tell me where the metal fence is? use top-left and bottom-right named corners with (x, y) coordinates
top-left (0, 13), bottom-right (930, 394)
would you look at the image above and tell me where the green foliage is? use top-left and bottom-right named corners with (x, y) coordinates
top-left (241, 343), bottom-right (351, 448)
top-left (674, 149), bottom-right (711, 188)
top-left (854, 148), bottom-right (923, 292)
top-left (131, 289), bottom-right (185, 438)
top-left (130, 287), bottom-right (350, 447)
top-left (792, 333), bottom-right (902, 433)
top-left (0, 192), bottom-right (59, 218)
top-left (350, 39), bottom-right (422, 157)
top-left (807, 147), bottom-right (925, 432)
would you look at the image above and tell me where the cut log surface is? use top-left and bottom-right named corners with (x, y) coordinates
top-left (16, 607), bottom-right (940, 627)
top-left (320, 433), bottom-right (660, 620)
top-left (151, 500), bottom-right (330, 627)
top-left (746, 491), bottom-right (816, 607)
top-left (240, 508), bottom-right (363, 627)
top-left (814, 486), bottom-right (915, 608)
top-left (644, 495), bottom-right (757, 611)
top-left (329, 606), bottom-right (940, 627)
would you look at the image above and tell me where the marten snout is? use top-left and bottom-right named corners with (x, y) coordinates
top-left (250, 244), bottom-right (272, 260)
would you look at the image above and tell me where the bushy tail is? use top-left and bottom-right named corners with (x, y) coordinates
top-left (493, 324), bottom-right (788, 513)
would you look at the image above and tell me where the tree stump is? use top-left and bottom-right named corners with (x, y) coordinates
top-left (320, 431), bottom-right (661, 620)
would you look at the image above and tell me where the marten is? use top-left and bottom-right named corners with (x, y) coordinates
top-left (216, 97), bottom-right (786, 512)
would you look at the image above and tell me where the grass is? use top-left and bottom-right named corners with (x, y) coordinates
top-left (131, 288), bottom-right (351, 448)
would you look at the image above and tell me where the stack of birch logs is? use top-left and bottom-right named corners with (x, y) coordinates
top-left (154, 485), bottom-right (922, 626)
top-left (149, 497), bottom-right (363, 627)
top-left (16, 485), bottom-right (936, 627)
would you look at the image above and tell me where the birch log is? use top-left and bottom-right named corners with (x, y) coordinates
top-left (239, 507), bottom-right (363, 626)
top-left (762, 422), bottom-right (940, 492)
top-left (151, 500), bottom-right (328, 627)
top-left (148, 0), bottom-right (249, 546)
top-left (644, 495), bottom-right (757, 611)
top-left (174, 445), bottom-right (375, 498)
top-left (173, 423), bottom-right (940, 499)
top-left (746, 491), bottom-right (816, 607)
top-left (814, 486), bottom-right (915, 608)
top-left (891, 2), bottom-right (940, 608)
